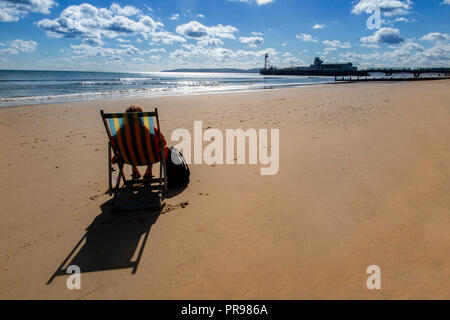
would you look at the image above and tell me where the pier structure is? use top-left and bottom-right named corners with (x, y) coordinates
top-left (334, 75), bottom-right (450, 82)
top-left (360, 67), bottom-right (450, 78)
top-left (260, 56), bottom-right (450, 78)
top-left (261, 57), bottom-right (358, 76)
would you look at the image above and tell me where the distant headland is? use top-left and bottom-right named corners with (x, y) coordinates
top-left (162, 68), bottom-right (260, 73)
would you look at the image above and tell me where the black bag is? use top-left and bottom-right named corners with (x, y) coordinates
top-left (165, 147), bottom-right (190, 188)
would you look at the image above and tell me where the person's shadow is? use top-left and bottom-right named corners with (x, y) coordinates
top-left (46, 190), bottom-right (162, 284)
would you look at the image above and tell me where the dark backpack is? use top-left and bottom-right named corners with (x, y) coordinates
top-left (165, 147), bottom-right (190, 188)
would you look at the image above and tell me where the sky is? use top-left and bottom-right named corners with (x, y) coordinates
top-left (0, 0), bottom-right (449, 71)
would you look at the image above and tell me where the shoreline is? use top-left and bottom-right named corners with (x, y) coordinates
top-left (2, 76), bottom-right (448, 109)
top-left (0, 80), bottom-right (337, 109)
top-left (2, 70), bottom-right (449, 109)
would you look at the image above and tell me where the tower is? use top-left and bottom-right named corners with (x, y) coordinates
top-left (264, 53), bottom-right (269, 69)
top-left (313, 57), bottom-right (323, 66)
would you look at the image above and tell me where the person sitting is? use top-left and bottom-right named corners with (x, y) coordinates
top-left (111, 105), bottom-right (167, 180)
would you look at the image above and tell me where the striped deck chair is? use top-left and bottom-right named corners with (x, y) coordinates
top-left (100, 109), bottom-right (167, 211)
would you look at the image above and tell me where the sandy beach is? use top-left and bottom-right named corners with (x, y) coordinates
top-left (0, 80), bottom-right (449, 299)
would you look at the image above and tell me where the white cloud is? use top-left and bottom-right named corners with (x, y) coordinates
top-left (117, 44), bottom-right (144, 55)
top-left (82, 38), bottom-right (105, 46)
top-left (296, 33), bottom-right (318, 42)
top-left (196, 38), bottom-right (224, 47)
top-left (150, 31), bottom-right (186, 44)
top-left (147, 48), bottom-right (166, 53)
top-left (11, 39), bottom-right (37, 52)
top-left (0, 39), bottom-right (37, 54)
top-left (169, 44), bottom-right (277, 68)
top-left (420, 32), bottom-right (449, 42)
top-left (339, 51), bottom-right (384, 67)
top-left (383, 41), bottom-right (424, 60)
top-left (441, 0), bottom-right (450, 4)
top-left (37, 3), bottom-right (161, 38)
top-left (341, 40), bottom-right (449, 67)
top-left (313, 24), bottom-right (326, 29)
top-left (0, 48), bottom-right (18, 55)
top-left (0, 0), bottom-right (55, 22)
top-left (239, 36), bottom-right (264, 48)
top-left (144, 5), bottom-right (154, 13)
top-left (109, 3), bottom-right (141, 16)
top-left (352, 0), bottom-right (413, 17)
top-left (228, 0), bottom-right (274, 5)
top-left (322, 40), bottom-right (351, 48)
top-left (383, 41), bottom-right (449, 66)
top-left (131, 56), bottom-right (160, 63)
top-left (282, 55), bottom-right (305, 67)
top-left (70, 43), bottom-right (144, 59)
top-left (170, 13), bottom-right (180, 21)
top-left (361, 43), bottom-right (380, 48)
top-left (418, 43), bottom-right (450, 63)
top-left (361, 28), bottom-right (404, 44)
top-left (197, 14), bottom-right (205, 18)
top-left (393, 17), bottom-right (408, 23)
top-left (176, 21), bottom-right (238, 40)
top-left (37, 3), bottom-right (184, 45)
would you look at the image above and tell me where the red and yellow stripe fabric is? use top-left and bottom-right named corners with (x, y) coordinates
top-left (106, 113), bottom-right (162, 166)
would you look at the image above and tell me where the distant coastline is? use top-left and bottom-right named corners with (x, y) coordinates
top-left (161, 68), bottom-right (260, 73)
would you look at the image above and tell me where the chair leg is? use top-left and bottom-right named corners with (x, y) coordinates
top-left (163, 160), bottom-right (168, 194)
top-left (159, 161), bottom-right (163, 202)
top-left (108, 142), bottom-right (112, 196)
top-left (112, 192), bottom-right (119, 211)
top-left (111, 164), bottom-right (124, 212)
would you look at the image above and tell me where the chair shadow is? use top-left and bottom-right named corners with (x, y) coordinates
top-left (47, 190), bottom-right (162, 285)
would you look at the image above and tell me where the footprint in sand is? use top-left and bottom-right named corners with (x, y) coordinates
top-left (161, 201), bottom-right (189, 214)
top-left (89, 194), bottom-right (101, 201)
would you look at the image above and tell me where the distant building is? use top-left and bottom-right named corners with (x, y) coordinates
top-left (261, 57), bottom-right (358, 76)
top-left (297, 57), bottom-right (357, 72)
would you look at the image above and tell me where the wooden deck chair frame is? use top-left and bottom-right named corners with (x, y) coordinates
top-left (100, 108), bottom-right (167, 211)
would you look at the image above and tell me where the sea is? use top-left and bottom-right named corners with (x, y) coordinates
top-left (0, 70), bottom-right (335, 107)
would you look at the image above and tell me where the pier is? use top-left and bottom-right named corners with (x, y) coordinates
top-left (360, 67), bottom-right (450, 78)
top-left (260, 56), bottom-right (450, 79)
top-left (334, 75), bottom-right (450, 82)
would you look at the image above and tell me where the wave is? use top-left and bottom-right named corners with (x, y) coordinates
top-left (0, 70), bottom-right (334, 107)
top-left (0, 80), bottom-right (334, 107)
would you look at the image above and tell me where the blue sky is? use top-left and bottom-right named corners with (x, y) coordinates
top-left (0, 0), bottom-right (449, 71)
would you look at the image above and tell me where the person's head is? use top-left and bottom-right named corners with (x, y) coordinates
top-left (125, 105), bottom-right (143, 113)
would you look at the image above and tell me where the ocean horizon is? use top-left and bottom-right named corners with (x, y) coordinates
top-left (0, 69), bottom-right (335, 107)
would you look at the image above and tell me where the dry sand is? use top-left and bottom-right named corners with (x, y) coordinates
top-left (0, 80), bottom-right (449, 299)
